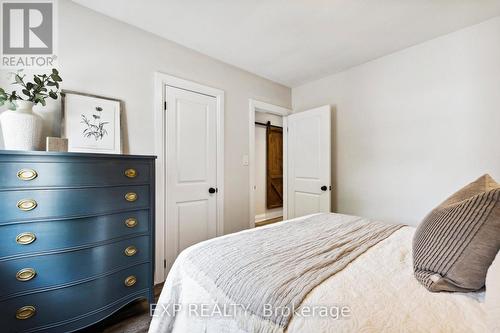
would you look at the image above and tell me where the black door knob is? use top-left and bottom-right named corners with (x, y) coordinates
top-left (209, 187), bottom-right (217, 194)
top-left (321, 185), bottom-right (327, 191)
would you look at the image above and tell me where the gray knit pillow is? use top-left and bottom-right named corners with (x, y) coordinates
top-left (413, 174), bottom-right (500, 292)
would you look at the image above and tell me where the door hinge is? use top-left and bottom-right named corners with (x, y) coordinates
top-left (163, 259), bottom-right (166, 268)
top-left (164, 101), bottom-right (167, 110)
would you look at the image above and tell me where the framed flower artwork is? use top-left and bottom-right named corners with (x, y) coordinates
top-left (61, 90), bottom-right (122, 154)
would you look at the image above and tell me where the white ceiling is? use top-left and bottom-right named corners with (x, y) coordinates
top-left (72, 0), bottom-right (500, 87)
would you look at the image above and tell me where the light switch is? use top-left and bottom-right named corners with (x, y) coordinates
top-left (242, 154), bottom-right (249, 166)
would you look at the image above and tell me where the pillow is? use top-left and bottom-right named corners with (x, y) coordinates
top-left (413, 174), bottom-right (500, 292)
top-left (486, 251), bottom-right (500, 332)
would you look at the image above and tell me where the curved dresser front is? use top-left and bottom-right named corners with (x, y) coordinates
top-left (0, 151), bottom-right (156, 333)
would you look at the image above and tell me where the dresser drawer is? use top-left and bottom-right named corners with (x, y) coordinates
top-left (0, 210), bottom-right (149, 259)
top-left (0, 185), bottom-right (150, 223)
top-left (0, 263), bottom-right (149, 333)
top-left (0, 160), bottom-right (150, 189)
top-left (0, 236), bottom-right (150, 300)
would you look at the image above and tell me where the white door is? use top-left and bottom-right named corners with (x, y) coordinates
top-left (287, 105), bottom-right (331, 218)
top-left (165, 85), bottom-right (218, 266)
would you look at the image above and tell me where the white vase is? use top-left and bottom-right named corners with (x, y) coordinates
top-left (0, 101), bottom-right (43, 151)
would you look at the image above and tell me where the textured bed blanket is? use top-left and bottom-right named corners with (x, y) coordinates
top-left (176, 213), bottom-right (402, 332)
top-left (149, 216), bottom-right (488, 333)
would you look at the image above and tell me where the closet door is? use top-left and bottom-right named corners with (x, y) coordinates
top-left (287, 105), bottom-right (331, 218)
top-left (165, 85), bottom-right (218, 259)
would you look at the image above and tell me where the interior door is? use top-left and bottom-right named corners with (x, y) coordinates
top-left (287, 105), bottom-right (331, 218)
top-left (165, 85), bottom-right (218, 262)
top-left (266, 125), bottom-right (283, 209)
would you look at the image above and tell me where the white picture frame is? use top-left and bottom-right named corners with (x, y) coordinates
top-left (61, 90), bottom-right (122, 154)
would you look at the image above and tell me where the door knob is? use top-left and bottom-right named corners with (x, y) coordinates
top-left (321, 185), bottom-right (327, 191)
top-left (209, 187), bottom-right (217, 194)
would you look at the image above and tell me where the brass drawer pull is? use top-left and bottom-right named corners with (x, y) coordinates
top-left (125, 218), bottom-right (138, 228)
top-left (124, 168), bottom-right (138, 178)
top-left (16, 232), bottom-right (36, 245)
top-left (17, 199), bottom-right (37, 211)
top-left (125, 192), bottom-right (138, 202)
top-left (17, 169), bottom-right (38, 181)
top-left (124, 275), bottom-right (137, 287)
top-left (16, 306), bottom-right (36, 320)
top-left (124, 246), bottom-right (138, 257)
top-left (16, 268), bottom-right (37, 282)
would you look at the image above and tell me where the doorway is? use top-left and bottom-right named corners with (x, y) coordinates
top-left (249, 99), bottom-right (291, 228)
top-left (154, 73), bottom-right (224, 283)
top-left (254, 112), bottom-right (284, 226)
top-left (249, 102), bottom-right (333, 230)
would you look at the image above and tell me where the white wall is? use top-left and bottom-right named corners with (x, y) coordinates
top-left (292, 17), bottom-right (500, 226)
top-left (254, 112), bottom-right (283, 221)
top-left (0, 0), bottom-right (291, 234)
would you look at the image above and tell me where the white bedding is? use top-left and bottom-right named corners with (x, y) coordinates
top-left (149, 215), bottom-right (488, 333)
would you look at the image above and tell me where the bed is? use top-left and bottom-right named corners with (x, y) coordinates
top-left (149, 213), bottom-right (488, 333)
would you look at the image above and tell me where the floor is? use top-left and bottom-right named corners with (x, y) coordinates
top-left (79, 283), bottom-right (163, 333)
top-left (255, 216), bottom-right (283, 227)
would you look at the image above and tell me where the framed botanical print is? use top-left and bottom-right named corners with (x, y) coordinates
top-left (61, 90), bottom-right (122, 154)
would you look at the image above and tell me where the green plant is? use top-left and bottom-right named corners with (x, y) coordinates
top-left (0, 69), bottom-right (63, 110)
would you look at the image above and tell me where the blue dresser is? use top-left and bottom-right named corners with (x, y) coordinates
top-left (0, 150), bottom-right (156, 333)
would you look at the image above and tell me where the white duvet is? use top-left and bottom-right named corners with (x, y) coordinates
top-left (149, 215), bottom-right (488, 333)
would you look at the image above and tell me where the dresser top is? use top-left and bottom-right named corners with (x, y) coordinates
top-left (0, 150), bottom-right (156, 160)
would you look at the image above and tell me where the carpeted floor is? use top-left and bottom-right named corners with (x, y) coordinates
top-left (79, 283), bottom-right (163, 333)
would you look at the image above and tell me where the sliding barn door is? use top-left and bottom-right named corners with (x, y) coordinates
top-left (287, 105), bottom-right (331, 218)
top-left (165, 85), bottom-right (218, 262)
top-left (267, 125), bottom-right (283, 209)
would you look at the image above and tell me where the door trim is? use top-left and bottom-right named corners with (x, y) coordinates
top-left (249, 99), bottom-right (291, 229)
top-left (154, 72), bottom-right (224, 284)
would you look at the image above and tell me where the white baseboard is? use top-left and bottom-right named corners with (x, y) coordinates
top-left (255, 210), bottom-right (283, 223)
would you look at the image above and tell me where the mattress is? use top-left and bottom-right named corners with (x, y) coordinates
top-left (149, 214), bottom-right (487, 333)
